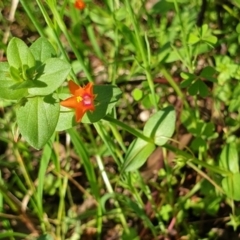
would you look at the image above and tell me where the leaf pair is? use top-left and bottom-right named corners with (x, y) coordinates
top-left (1, 37), bottom-right (71, 149)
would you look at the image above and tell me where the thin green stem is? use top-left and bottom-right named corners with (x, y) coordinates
top-left (13, 145), bottom-right (44, 229)
top-left (47, 1), bottom-right (93, 82)
top-left (95, 155), bottom-right (129, 234)
top-left (160, 67), bottom-right (189, 108)
top-left (173, 0), bottom-right (193, 72)
top-left (124, 1), bottom-right (158, 109)
top-left (19, 0), bottom-right (45, 37)
top-left (104, 115), bottom-right (153, 143)
top-left (33, 0), bottom-right (77, 81)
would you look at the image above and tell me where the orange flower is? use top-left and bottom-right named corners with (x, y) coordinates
top-left (60, 80), bottom-right (95, 122)
top-left (74, 0), bottom-right (85, 10)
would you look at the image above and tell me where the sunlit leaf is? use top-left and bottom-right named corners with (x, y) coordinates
top-left (28, 58), bottom-right (71, 96)
top-left (132, 88), bottom-right (143, 101)
top-left (30, 37), bottom-right (57, 64)
top-left (219, 142), bottom-right (239, 173)
top-left (0, 62), bottom-right (27, 100)
top-left (122, 138), bottom-right (155, 172)
top-left (222, 173), bottom-right (240, 200)
top-left (143, 106), bottom-right (176, 146)
top-left (7, 37), bottom-right (35, 72)
top-left (16, 95), bottom-right (59, 149)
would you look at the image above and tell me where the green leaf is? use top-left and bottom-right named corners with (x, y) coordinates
top-left (201, 24), bottom-right (209, 36)
top-left (200, 80), bottom-right (208, 97)
top-left (222, 173), bottom-right (240, 200)
top-left (122, 138), bottom-right (155, 172)
top-left (180, 72), bottom-right (196, 80)
top-left (10, 79), bottom-right (36, 90)
top-left (204, 35), bottom-right (218, 45)
top-left (9, 66), bottom-right (23, 82)
top-left (181, 109), bottom-right (198, 135)
top-left (152, 0), bottom-right (174, 14)
top-left (219, 142), bottom-right (239, 173)
top-left (16, 95), bottom-right (59, 149)
top-left (200, 66), bottom-right (217, 82)
top-left (30, 37), bottom-right (56, 65)
top-left (28, 58), bottom-right (71, 96)
top-left (0, 62), bottom-right (27, 100)
top-left (132, 88), bottom-right (143, 101)
top-left (188, 80), bottom-right (208, 97)
top-left (188, 33), bottom-right (200, 44)
top-left (141, 94), bottom-right (153, 109)
top-left (56, 85), bottom-right (122, 131)
top-left (143, 106), bottom-right (176, 146)
top-left (37, 234), bottom-right (54, 240)
top-left (191, 137), bottom-right (207, 151)
top-left (180, 72), bottom-right (196, 88)
top-left (236, 23), bottom-right (240, 34)
top-left (7, 37), bottom-right (35, 78)
top-left (89, 9), bottom-right (113, 26)
top-left (159, 204), bottom-right (172, 221)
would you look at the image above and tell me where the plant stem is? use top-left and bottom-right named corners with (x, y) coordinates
top-left (19, 0), bottom-right (45, 37)
top-left (173, 0), bottom-right (192, 72)
top-left (124, 1), bottom-right (158, 110)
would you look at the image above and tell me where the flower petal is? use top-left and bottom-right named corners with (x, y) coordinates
top-left (61, 80), bottom-right (95, 123)
top-left (74, 0), bottom-right (85, 10)
top-left (84, 82), bottom-right (94, 95)
top-left (68, 80), bottom-right (80, 95)
top-left (75, 107), bottom-right (84, 122)
top-left (60, 96), bottom-right (78, 108)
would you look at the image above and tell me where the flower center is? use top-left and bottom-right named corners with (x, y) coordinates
top-left (76, 94), bottom-right (92, 106)
top-left (83, 94), bottom-right (92, 106)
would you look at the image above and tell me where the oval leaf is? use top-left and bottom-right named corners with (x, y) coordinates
top-left (28, 58), bottom-right (71, 95)
top-left (219, 142), bottom-right (239, 173)
top-left (7, 37), bottom-right (35, 71)
top-left (143, 106), bottom-right (176, 146)
top-left (122, 138), bottom-right (155, 172)
top-left (30, 37), bottom-right (57, 64)
top-left (222, 173), bottom-right (240, 201)
top-left (16, 95), bottom-right (59, 149)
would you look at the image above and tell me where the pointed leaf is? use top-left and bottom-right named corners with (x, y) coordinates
top-left (16, 95), bottom-right (59, 149)
top-left (122, 138), bottom-right (155, 172)
top-left (0, 62), bottom-right (27, 100)
top-left (198, 80), bottom-right (209, 97)
top-left (30, 37), bottom-right (56, 64)
top-left (28, 58), bottom-right (71, 95)
top-left (188, 80), bottom-right (208, 97)
top-left (152, 0), bottom-right (174, 13)
top-left (143, 106), bottom-right (176, 146)
top-left (219, 142), bottom-right (239, 173)
top-left (188, 33), bottom-right (200, 44)
top-left (7, 37), bottom-right (35, 72)
top-left (200, 66), bottom-right (217, 82)
top-left (222, 173), bottom-right (240, 201)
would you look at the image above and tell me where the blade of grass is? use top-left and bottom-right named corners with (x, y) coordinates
top-left (67, 128), bottom-right (102, 238)
top-left (46, 0), bottom-right (93, 82)
top-left (124, 0), bottom-right (158, 109)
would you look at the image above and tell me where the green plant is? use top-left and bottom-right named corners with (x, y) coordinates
top-left (1, 0), bottom-right (240, 239)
